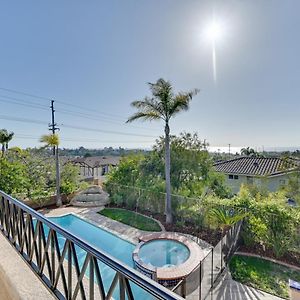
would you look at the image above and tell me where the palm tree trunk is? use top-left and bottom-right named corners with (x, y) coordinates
top-left (55, 146), bottom-right (62, 207)
top-left (164, 122), bottom-right (172, 224)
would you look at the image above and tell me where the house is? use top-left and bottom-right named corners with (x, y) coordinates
top-left (69, 156), bottom-right (120, 179)
top-left (214, 157), bottom-right (299, 194)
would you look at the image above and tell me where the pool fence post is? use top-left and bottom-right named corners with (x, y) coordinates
top-left (199, 260), bottom-right (202, 300)
top-left (181, 278), bottom-right (186, 298)
top-left (211, 248), bottom-right (214, 289)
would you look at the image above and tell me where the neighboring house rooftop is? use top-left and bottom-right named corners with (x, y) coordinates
top-left (69, 156), bottom-right (121, 168)
top-left (214, 157), bottom-right (299, 176)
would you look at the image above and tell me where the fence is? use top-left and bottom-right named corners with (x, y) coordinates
top-left (0, 190), bottom-right (183, 300)
top-left (172, 220), bottom-right (242, 300)
top-left (105, 182), bottom-right (244, 299)
top-left (105, 182), bottom-right (204, 219)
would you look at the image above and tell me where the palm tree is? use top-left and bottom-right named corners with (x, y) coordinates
top-left (126, 78), bottom-right (199, 224)
top-left (208, 206), bottom-right (247, 235)
top-left (0, 129), bottom-right (14, 157)
top-left (241, 147), bottom-right (263, 158)
top-left (40, 134), bottom-right (62, 207)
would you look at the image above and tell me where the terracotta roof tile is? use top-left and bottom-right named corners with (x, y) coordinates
top-left (214, 157), bottom-right (299, 176)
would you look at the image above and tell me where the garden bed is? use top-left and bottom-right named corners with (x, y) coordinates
top-left (107, 204), bottom-right (222, 246)
top-left (238, 244), bottom-right (300, 268)
top-left (99, 208), bottom-right (162, 232)
top-left (229, 254), bottom-right (300, 299)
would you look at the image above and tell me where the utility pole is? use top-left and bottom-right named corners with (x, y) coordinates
top-left (228, 143), bottom-right (231, 157)
top-left (49, 100), bottom-right (62, 207)
top-left (49, 100), bottom-right (60, 155)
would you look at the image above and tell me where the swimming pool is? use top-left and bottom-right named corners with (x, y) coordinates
top-left (48, 214), bottom-right (148, 299)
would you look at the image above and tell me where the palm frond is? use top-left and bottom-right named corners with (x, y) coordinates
top-left (40, 134), bottom-right (60, 146)
top-left (148, 78), bottom-right (172, 98)
top-left (169, 89), bottom-right (199, 117)
top-left (209, 206), bottom-right (247, 229)
top-left (148, 79), bottom-right (173, 114)
top-left (126, 111), bottom-right (162, 123)
top-left (127, 78), bottom-right (199, 124)
top-left (0, 129), bottom-right (14, 143)
top-left (129, 96), bottom-right (166, 121)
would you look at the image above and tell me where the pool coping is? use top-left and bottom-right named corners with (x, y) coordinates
top-left (49, 212), bottom-right (137, 246)
top-left (42, 207), bottom-right (162, 245)
top-left (133, 232), bottom-right (204, 280)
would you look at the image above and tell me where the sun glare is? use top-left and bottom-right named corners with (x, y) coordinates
top-left (202, 18), bottom-right (226, 83)
top-left (204, 20), bottom-right (224, 43)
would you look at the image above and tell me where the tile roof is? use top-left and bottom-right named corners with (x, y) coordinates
top-left (69, 156), bottom-right (120, 168)
top-left (214, 157), bottom-right (299, 176)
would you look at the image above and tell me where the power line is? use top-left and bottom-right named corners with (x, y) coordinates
top-left (0, 86), bottom-right (129, 121)
top-left (0, 91), bottom-right (160, 132)
top-left (0, 115), bottom-right (157, 138)
top-left (0, 94), bottom-right (49, 108)
top-left (61, 123), bottom-right (157, 138)
top-left (15, 134), bottom-right (154, 143)
top-left (0, 87), bottom-right (50, 101)
top-left (0, 115), bottom-right (47, 125)
top-left (0, 96), bottom-right (138, 127)
top-left (0, 98), bottom-right (49, 111)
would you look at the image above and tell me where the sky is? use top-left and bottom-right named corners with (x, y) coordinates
top-left (0, 0), bottom-right (299, 150)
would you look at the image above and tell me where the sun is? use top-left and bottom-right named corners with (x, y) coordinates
top-left (204, 20), bottom-right (224, 43)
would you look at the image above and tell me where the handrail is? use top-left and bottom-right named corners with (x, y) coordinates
top-left (0, 190), bottom-right (183, 300)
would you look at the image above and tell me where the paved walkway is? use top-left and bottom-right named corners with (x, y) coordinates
top-left (41, 205), bottom-right (158, 244)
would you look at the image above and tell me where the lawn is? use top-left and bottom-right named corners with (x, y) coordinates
top-left (99, 208), bottom-right (162, 232)
top-left (229, 255), bottom-right (300, 299)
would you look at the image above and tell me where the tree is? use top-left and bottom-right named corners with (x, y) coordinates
top-left (126, 79), bottom-right (199, 224)
top-left (241, 147), bottom-right (263, 157)
top-left (40, 134), bottom-right (62, 207)
top-left (0, 157), bottom-right (28, 195)
top-left (0, 129), bottom-right (14, 157)
top-left (144, 132), bottom-right (230, 198)
top-left (283, 170), bottom-right (300, 205)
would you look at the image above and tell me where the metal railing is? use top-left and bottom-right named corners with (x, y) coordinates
top-left (0, 190), bottom-right (183, 300)
top-left (172, 220), bottom-right (243, 299)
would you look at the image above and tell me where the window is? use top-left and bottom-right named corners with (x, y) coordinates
top-left (229, 175), bottom-right (234, 179)
top-left (229, 174), bottom-right (238, 180)
top-left (234, 175), bottom-right (239, 180)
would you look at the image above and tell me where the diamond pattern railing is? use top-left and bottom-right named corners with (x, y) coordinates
top-left (0, 190), bottom-right (183, 300)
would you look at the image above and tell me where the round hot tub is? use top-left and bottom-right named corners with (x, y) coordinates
top-left (139, 239), bottom-right (190, 268)
top-left (133, 232), bottom-right (204, 291)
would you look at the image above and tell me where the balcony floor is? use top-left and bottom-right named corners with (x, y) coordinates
top-left (0, 233), bottom-right (54, 300)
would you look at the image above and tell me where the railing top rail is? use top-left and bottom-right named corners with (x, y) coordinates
top-left (0, 190), bottom-right (182, 300)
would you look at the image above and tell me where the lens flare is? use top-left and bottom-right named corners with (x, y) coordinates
top-left (204, 19), bottom-right (225, 83)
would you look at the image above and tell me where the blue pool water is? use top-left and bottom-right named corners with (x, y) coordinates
top-left (50, 214), bottom-right (135, 266)
top-left (48, 214), bottom-right (150, 299)
top-left (139, 239), bottom-right (190, 268)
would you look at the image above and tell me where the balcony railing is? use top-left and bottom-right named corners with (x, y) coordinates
top-left (0, 190), bottom-right (183, 300)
